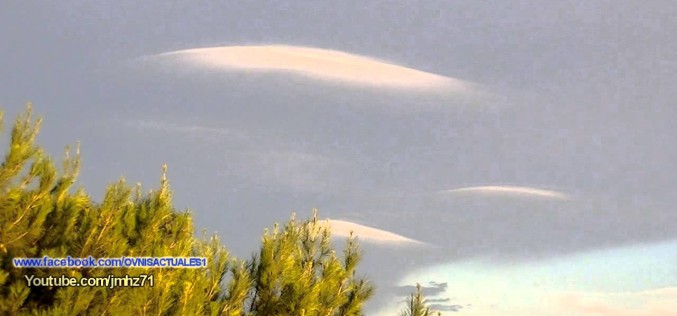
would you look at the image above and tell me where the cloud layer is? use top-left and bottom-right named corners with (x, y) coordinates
top-left (154, 45), bottom-right (471, 91)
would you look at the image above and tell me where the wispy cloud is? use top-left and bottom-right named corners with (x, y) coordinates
top-left (151, 45), bottom-right (473, 91)
top-left (125, 119), bottom-right (238, 138)
top-left (582, 288), bottom-right (677, 298)
top-left (123, 119), bottom-right (355, 193)
top-left (440, 185), bottom-right (571, 200)
top-left (219, 151), bottom-right (349, 193)
top-left (319, 219), bottom-right (429, 247)
top-left (553, 289), bottom-right (677, 316)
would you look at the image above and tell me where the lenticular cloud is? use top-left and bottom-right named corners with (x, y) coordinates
top-left (442, 186), bottom-right (571, 200)
top-left (154, 45), bottom-right (470, 91)
top-left (318, 219), bottom-right (428, 247)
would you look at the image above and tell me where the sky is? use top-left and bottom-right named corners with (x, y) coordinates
top-left (1, 1), bottom-right (676, 315)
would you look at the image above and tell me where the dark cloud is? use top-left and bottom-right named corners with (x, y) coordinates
top-left (425, 298), bottom-right (450, 303)
top-left (428, 304), bottom-right (463, 312)
top-left (393, 282), bottom-right (465, 313)
top-left (395, 282), bottom-right (448, 297)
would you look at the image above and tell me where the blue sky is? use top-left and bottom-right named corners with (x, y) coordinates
top-left (1, 1), bottom-right (675, 315)
top-left (386, 240), bottom-right (677, 315)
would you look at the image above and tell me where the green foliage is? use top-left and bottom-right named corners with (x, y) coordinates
top-left (247, 211), bottom-right (374, 316)
top-left (0, 105), bottom-right (375, 316)
top-left (398, 284), bottom-right (441, 316)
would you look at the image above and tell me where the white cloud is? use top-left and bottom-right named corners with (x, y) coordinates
top-left (440, 185), bottom-right (570, 200)
top-left (153, 45), bottom-right (472, 91)
top-left (126, 119), bottom-right (235, 138)
top-left (319, 219), bottom-right (428, 247)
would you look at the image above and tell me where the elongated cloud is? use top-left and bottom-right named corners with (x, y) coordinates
top-left (554, 289), bottom-right (677, 316)
top-left (319, 219), bottom-right (428, 247)
top-left (123, 119), bottom-right (252, 145)
top-left (126, 119), bottom-right (231, 136)
top-left (441, 185), bottom-right (570, 200)
top-left (154, 45), bottom-right (470, 91)
top-left (584, 288), bottom-right (677, 298)
top-left (224, 151), bottom-right (346, 193)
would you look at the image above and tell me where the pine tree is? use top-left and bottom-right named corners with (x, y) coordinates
top-left (398, 284), bottom-right (441, 316)
top-left (246, 210), bottom-right (374, 316)
top-left (0, 104), bottom-right (375, 315)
